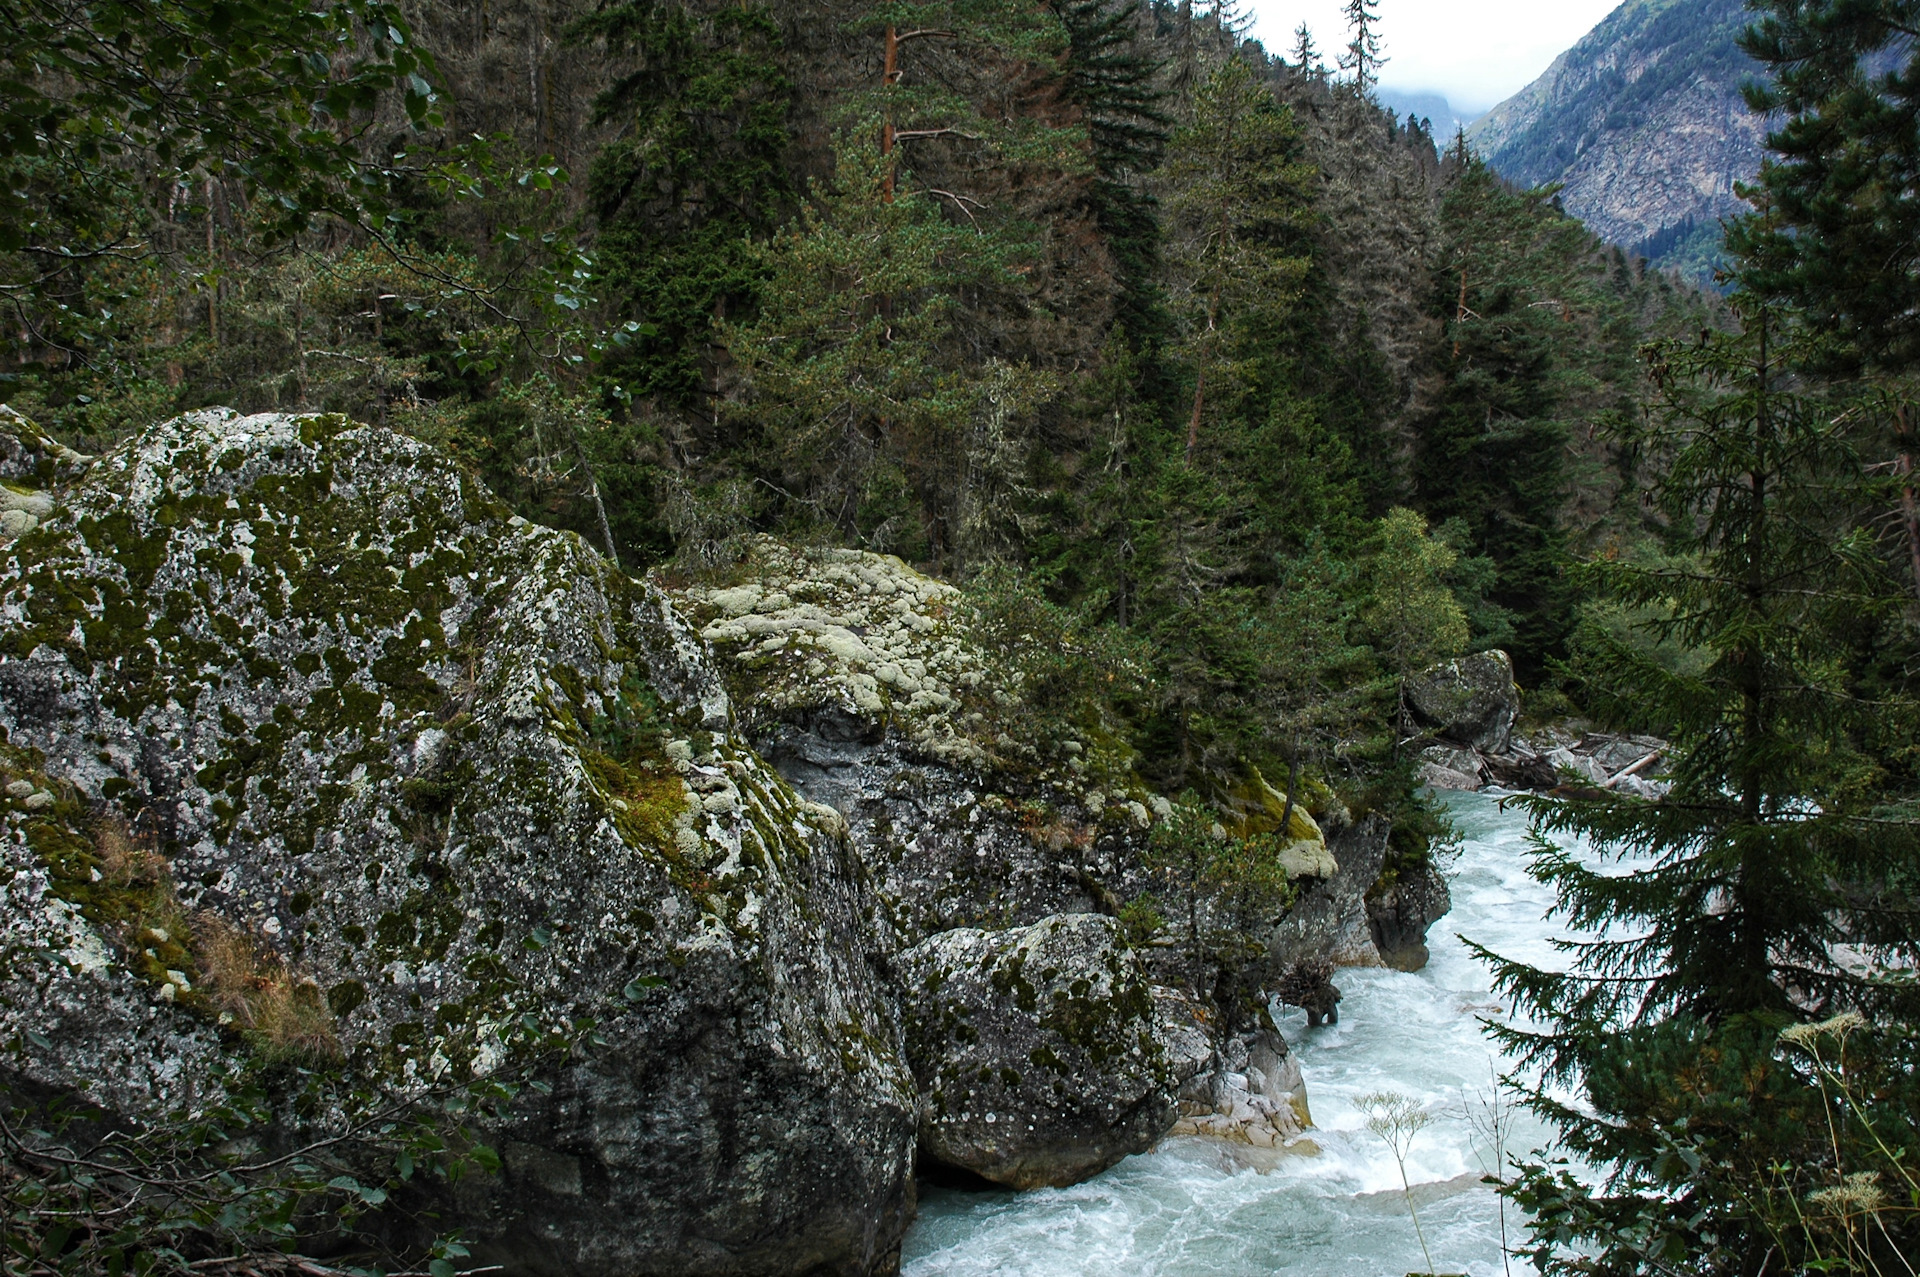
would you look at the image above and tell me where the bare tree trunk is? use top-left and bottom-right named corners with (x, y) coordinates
top-left (1186, 366), bottom-right (1205, 460)
top-left (205, 177), bottom-right (218, 347)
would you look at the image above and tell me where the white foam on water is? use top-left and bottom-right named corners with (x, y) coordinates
top-left (902, 790), bottom-right (1604, 1277)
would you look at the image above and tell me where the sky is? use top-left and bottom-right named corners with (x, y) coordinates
top-left (1244, 0), bottom-right (1625, 116)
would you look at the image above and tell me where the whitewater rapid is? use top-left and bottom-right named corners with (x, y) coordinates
top-left (900, 789), bottom-right (1577, 1277)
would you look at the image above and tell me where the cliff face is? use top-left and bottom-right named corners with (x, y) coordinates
top-left (1468, 0), bottom-right (1764, 276)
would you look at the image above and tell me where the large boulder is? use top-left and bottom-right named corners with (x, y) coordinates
top-left (1264, 814), bottom-right (1393, 970)
top-left (1406, 650), bottom-right (1522, 754)
top-left (670, 542), bottom-right (1151, 946)
top-left (0, 410), bottom-right (915, 1276)
top-left (895, 913), bottom-right (1177, 1189)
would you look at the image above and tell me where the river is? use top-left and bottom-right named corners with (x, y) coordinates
top-left (900, 789), bottom-right (1584, 1277)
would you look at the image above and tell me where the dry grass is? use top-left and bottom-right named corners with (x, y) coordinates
top-left (193, 914), bottom-right (340, 1062)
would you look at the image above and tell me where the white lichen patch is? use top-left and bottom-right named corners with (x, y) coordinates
top-left (672, 540), bottom-right (993, 768)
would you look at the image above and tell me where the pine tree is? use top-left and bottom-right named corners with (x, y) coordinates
top-left (1336, 0), bottom-right (1385, 94)
top-left (1414, 155), bottom-right (1585, 673)
top-left (721, 138), bottom-right (1054, 569)
top-left (1289, 22), bottom-right (1321, 77)
top-left (1053, 0), bottom-right (1173, 360)
top-left (1477, 305), bottom-right (1920, 1273)
top-left (1161, 57), bottom-right (1315, 459)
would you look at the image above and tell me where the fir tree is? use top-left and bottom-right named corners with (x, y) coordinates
top-left (574, 0), bottom-right (795, 412)
top-left (1734, 0), bottom-right (1920, 374)
top-left (721, 138), bottom-right (1055, 569)
top-left (1478, 306), bottom-right (1920, 1273)
top-left (1161, 57), bottom-right (1315, 459)
top-left (1336, 0), bottom-right (1385, 94)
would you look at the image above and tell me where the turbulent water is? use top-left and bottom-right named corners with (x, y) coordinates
top-left (901, 790), bottom-right (1587, 1277)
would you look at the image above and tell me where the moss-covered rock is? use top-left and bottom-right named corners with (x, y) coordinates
top-left (1406, 650), bottom-right (1522, 753)
top-left (668, 542), bottom-right (1157, 948)
top-left (0, 410), bottom-right (914, 1276)
top-left (895, 913), bottom-right (1176, 1189)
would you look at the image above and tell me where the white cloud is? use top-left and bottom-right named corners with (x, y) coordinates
top-left (1244, 0), bottom-right (1625, 115)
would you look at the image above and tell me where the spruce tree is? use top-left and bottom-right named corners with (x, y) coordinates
top-left (1477, 305), bottom-right (1920, 1273)
top-left (1337, 0), bottom-right (1385, 94)
top-left (721, 138), bottom-right (1055, 568)
top-left (574, 0), bottom-right (794, 412)
top-left (1735, 0), bottom-right (1920, 374)
top-left (1161, 57), bottom-right (1315, 459)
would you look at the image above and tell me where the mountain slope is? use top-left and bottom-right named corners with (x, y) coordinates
top-left (1468, 0), bottom-right (1764, 277)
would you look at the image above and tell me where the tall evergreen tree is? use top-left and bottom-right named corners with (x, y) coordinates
top-left (574, 0), bottom-right (795, 412)
top-left (1735, 0), bottom-right (1920, 374)
top-left (1337, 0), bottom-right (1385, 93)
top-left (1415, 156), bottom-right (1584, 673)
top-left (1052, 0), bottom-right (1172, 357)
top-left (1478, 306), bottom-right (1920, 1273)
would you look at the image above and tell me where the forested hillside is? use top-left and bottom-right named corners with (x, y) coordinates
top-left (5, 2), bottom-right (1920, 1275)
top-left (1, 0), bottom-right (1709, 805)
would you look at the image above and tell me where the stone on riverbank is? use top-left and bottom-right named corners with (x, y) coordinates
top-left (897, 913), bottom-right (1178, 1189)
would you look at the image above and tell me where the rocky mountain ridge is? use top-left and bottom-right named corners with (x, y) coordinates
top-left (1468, 0), bottom-right (1764, 278)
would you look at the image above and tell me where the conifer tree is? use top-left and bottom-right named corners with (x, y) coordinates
top-left (1477, 305), bottom-right (1920, 1273)
top-left (574, 0), bottom-right (794, 412)
top-left (1161, 57), bottom-right (1315, 458)
top-left (1337, 0), bottom-right (1385, 94)
top-left (721, 139), bottom-right (1055, 568)
top-left (1734, 0), bottom-right (1920, 374)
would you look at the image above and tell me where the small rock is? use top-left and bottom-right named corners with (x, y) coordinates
top-left (21, 792), bottom-right (53, 810)
top-left (4, 780), bottom-right (32, 798)
top-left (1418, 762), bottom-right (1481, 792)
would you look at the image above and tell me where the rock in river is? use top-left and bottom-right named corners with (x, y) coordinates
top-left (896, 912), bottom-right (1178, 1190)
top-left (1406, 650), bottom-right (1522, 754)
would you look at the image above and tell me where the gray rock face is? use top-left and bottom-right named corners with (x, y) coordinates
top-left (1169, 1018), bottom-right (1310, 1150)
top-left (0, 410), bottom-right (914, 1276)
top-left (1368, 859), bottom-right (1453, 973)
top-left (896, 913), bottom-right (1177, 1189)
top-left (1265, 814), bottom-right (1396, 971)
top-left (671, 544), bottom-right (1147, 948)
top-left (1406, 651), bottom-right (1522, 754)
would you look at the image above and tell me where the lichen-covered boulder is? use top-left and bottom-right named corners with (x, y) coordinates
top-left (1169, 1021), bottom-right (1311, 1150)
top-left (895, 913), bottom-right (1177, 1189)
top-left (0, 746), bottom-right (229, 1113)
top-left (0, 404), bottom-right (89, 541)
top-left (0, 410), bottom-right (915, 1276)
top-left (670, 542), bottom-right (1152, 946)
top-left (1406, 650), bottom-right (1522, 754)
top-left (1265, 814), bottom-right (1397, 971)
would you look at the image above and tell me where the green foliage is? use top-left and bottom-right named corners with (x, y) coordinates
top-left (1504, 1013), bottom-right (1920, 1276)
top-left (1140, 796), bottom-right (1298, 1030)
top-left (1736, 0), bottom-right (1920, 373)
top-left (1476, 306), bottom-right (1920, 1272)
top-left (1362, 507), bottom-right (1469, 702)
top-left (1162, 57), bottom-right (1315, 461)
top-left (575, 0), bottom-right (795, 411)
top-left (0, 0), bottom-right (439, 255)
top-left (722, 137), bottom-right (1055, 567)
